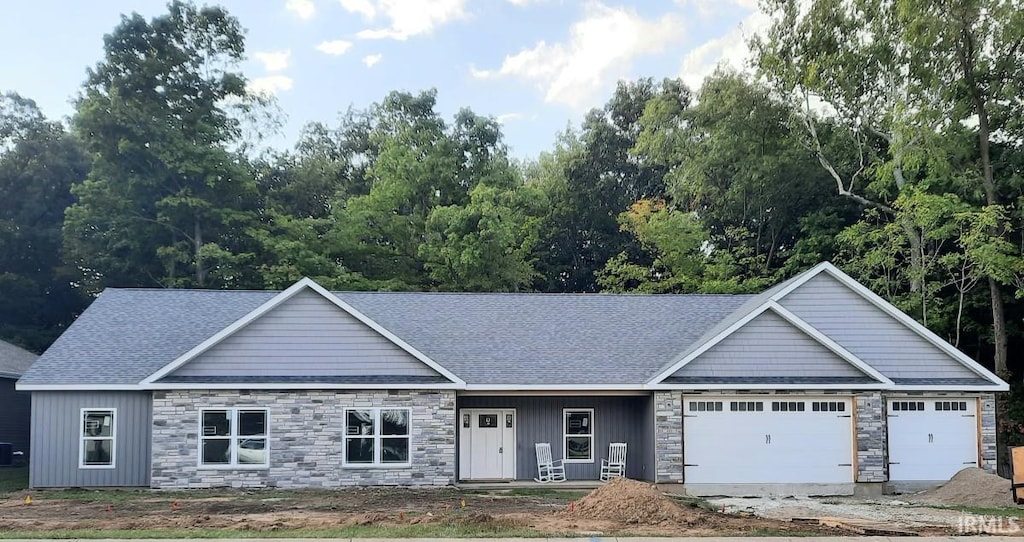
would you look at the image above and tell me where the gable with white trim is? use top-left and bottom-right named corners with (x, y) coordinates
top-left (665, 309), bottom-right (878, 383)
top-left (162, 288), bottom-right (448, 383)
top-left (777, 272), bottom-right (981, 381)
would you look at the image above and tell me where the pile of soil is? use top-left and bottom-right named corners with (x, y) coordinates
top-left (910, 467), bottom-right (1014, 508)
top-left (561, 477), bottom-right (705, 525)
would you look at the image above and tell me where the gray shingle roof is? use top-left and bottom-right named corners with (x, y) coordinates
top-left (0, 340), bottom-right (38, 378)
top-left (340, 292), bottom-right (753, 385)
top-left (19, 288), bottom-right (752, 387)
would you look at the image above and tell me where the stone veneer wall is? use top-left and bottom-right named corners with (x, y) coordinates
top-left (980, 392), bottom-right (997, 473)
top-left (653, 391), bottom-right (683, 483)
top-left (854, 391), bottom-right (886, 482)
top-left (151, 390), bottom-right (455, 489)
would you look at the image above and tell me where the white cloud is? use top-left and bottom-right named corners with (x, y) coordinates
top-left (473, 3), bottom-right (685, 108)
top-left (340, 0), bottom-right (376, 18)
top-left (249, 75), bottom-right (294, 96)
top-left (363, 53), bottom-right (383, 67)
top-left (350, 0), bottom-right (467, 41)
top-left (496, 112), bottom-right (525, 123)
top-left (316, 40), bottom-right (354, 56)
top-left (253, 50), bottom-right (291, 72)
top-left (285, 0), bottom-right (316, 20)
top-left (678, 8), bottom-right (767, 91)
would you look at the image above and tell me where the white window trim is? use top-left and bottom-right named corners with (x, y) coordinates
top-left (197, 408), bottom-right (270, 470)
top-left (79, 408), bottom-right (117, 469)
top-left (342, 407), bottom-right (412, 468)
top-left (562, 408), bottom-right (594, 464)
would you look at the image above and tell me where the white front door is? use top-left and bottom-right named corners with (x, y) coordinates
top-left (888, 398), bottom-right (979, 481)
top-left (683, 396), bottom-right (854, 484)
top-left (458, 409), bottom-right (516, 480)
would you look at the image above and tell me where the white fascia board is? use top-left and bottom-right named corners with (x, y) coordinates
top-left (459, 389), bottom-right (650, 396)
top-left (776, 263), bottom-right (1007, 388)
top-left (140, 278), bottom-right (319, 385)
top-left (463, 384), bottom-right (643, 391)
top-left (892, 384), bottom-right (1009, 392)
top-left (144, 382), bottom-right (463, 390)
top-left (646, 382), bottom-right (890, 391)
top-left (646, 302), bottom-right (775, 385)
top-left (765, 261), bottom-right (834, 301)
top-left (303, 280), bottom-right (465, 386)
top-left (140, 277), bottom-right (464, 387)
top-left (16, 383), bottom-right (142, 391)
top-left (767, 301), bottom-right (892, 385)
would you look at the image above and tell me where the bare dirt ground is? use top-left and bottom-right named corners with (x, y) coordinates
top-left (709, 469), bottom-right (1023, 535)
top-left (0, 479), bottom-right (843, 536)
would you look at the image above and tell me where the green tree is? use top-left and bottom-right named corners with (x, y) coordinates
top-left (533, 79), bottom-right (683, 292)
top-left (754, 0), bottom-right (1024, 376)
top-left (65, 1), bottom-right (260, 291)
top-left (420, 183), bottom-right (546, 291)
top-left (0, 93), bottom-right (90, 351)
top-left (635, 71), bottom-right (856, 281)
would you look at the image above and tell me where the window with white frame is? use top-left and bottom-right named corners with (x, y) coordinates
top-left (343, 408), bottom-right (411, 466)
top-left (199, 409), bottom-right (268, 467)
top-left (563, 408), bottom-right (593, 463)
top-left (80, 409), bottom-right (115, 468)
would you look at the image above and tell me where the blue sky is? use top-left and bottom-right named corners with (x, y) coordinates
top-left (1, 0), bottom-right (764, 158)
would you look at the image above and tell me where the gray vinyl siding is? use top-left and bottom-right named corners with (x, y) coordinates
top-left (779, 273), bottom-right (980, 379)
top-left (0, 377), bottom-right (30, 456)
top-left (171, 289), bottom-right (440, 379)
top-left (458, 395), bottom-right (651, 481)
top-left (673, 310), bottom-right (867, 379)
top-left (641, 393), bottom-right (656, 480)
top-left (29, 391), bottom-right (151, 487)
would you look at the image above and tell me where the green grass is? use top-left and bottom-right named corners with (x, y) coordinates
top-left (0, 524), bottom-right (555, 539)
top-left (470, 487), bottom-right (589, 500)
top-left (0, 466), bottom-right (28, 494)
top-left (670, 495), bottom-right (718, 512)
top-left (920, 504), bottom-right (1024, 517)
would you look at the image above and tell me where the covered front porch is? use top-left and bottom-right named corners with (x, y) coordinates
top-left (456, 393), bottom-right (654, 483)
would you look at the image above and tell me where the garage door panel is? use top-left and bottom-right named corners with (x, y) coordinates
top-left (888, 398), bottom-right (978, 482)
top-left (683, 396), bottom-right (854, 485)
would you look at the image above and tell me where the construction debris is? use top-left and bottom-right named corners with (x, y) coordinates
top-left (909, 467), bottom-right (1014, 508)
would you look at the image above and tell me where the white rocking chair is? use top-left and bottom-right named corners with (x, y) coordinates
top-left (600, 442), bottom-right (627, 481)
top-left (534, 442), bottom-right (566, 483)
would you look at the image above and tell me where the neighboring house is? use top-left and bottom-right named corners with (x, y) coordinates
top-left (0, 339), bottom-right (38, 461)
top-left (17, 262), bottom-right (1007, 494)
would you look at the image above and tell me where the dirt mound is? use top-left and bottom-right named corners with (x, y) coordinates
top-left (562, 478), bottom-right (705, 525)
top-left (910, 467), bottom-right (1013, 508)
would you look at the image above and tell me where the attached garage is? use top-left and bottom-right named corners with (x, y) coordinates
top-left (887, 397), bottom-right (979, 484)
top-left (683, 395), bottom-right (854, 489)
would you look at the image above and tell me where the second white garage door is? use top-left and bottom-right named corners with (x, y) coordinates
top-left (887, 398), bottom-right (979, 482)
top-left (683, 396), bottom-right (854, 484)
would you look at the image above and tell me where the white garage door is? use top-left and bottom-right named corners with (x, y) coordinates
top-left (887, 398), bottom-right (979, 481)
top-left (683, 396), bottom-right (854, 484)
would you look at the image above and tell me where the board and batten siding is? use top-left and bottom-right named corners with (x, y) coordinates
top-left (779, 274), bottom-right (980, 379)
top-left (29, 391), bottom-right (151, 487)
top-left (0, 377), bottom-right (30, 456)
top-left (673, 310), bottom-right (867, 379)
top-left (458, 395), bottom-right (651, 481)
top-left (170, 289), bottom-right (440, 379)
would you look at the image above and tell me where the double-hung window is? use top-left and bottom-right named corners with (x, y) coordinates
top-left (80, 409), bottom-right (115, 468)
top-left (343, 408), bottom-right (411, 466)
top-left (563, 408), bottom-right (594, 463)
top-left (199, 409), bottom-right (268, 467)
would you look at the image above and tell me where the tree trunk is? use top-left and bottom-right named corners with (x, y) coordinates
top-left (990, 277), bottom-right (1008, 377)
top-left (957, 13), bottom-right (1009, 378)
top-left (194, 216), bottom-right (206, 288)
